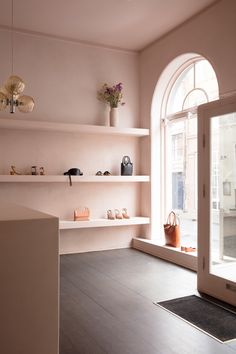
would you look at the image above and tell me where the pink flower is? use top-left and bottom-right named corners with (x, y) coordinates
top-left (97, 83), bottom-right (125, 108)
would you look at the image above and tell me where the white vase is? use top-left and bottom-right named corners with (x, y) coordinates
top-left (105, 112), bottom-right (110, 126)
top-left (110, 107), bottom-right (119, 127)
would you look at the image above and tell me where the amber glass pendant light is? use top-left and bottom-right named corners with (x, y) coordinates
top-left (0, 0), bottom-right (34, 114)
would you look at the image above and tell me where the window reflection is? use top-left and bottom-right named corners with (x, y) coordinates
top-left (210, 113), bottom-right (236, 282)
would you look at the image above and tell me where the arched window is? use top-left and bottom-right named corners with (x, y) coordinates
top-left (161, 57), bottom-right (218, 248)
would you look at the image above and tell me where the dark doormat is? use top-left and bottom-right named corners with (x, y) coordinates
top-left (155, 295), bottom-right (236, 343)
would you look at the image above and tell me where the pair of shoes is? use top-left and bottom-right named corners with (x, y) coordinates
top-left (181, 246), bottom-right (197, 252)
top-left (107, 208), bottom-right (130, 220)
top-left (115, 208), bottom-right (130, 219)
top-left (96, 171), bottom-right (111, 176)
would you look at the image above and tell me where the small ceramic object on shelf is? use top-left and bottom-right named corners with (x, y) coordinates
top-left (31, 166), bottom-right (38, 175)
top-left (122, 208), bottom-right (130, 219)
top-left (107, 209), bottom-right (115, 220)
top-left (39, 167), bottom-right (45, 175)
top-left (115, 209), bottom-right (123, 219)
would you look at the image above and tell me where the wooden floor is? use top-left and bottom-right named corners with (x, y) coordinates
top-left (60, 248), bottom-right (236, 354)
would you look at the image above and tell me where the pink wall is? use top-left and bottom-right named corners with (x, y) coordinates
top-left (0, 30), bottom-right (143, 253)
top-left (140, 0), bottom-right (236, 128)
top-left (139, 0), bottom-right (236, 237)
top-left (1, 0), bottom-right (235, 251)
top-left (0, 30), bottom-right (140, 126)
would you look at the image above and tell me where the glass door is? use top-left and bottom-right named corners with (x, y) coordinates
top-left (198, 94), bottom-right (236, 306)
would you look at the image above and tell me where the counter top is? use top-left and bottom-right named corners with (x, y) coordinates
top-left (0, 203), bottom-right (56, 221)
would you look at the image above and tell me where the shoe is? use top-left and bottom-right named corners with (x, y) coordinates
top-left (115, 209), bottom-right (123, 219)
top-left (96, 171), bottom-right (103, 176)
top-left (122, 208), bottom-right (130, 219)
top-left (185, 247), bottom-right (197, 252)
top-left (107, 210), bottom-right (115, 220)
top-left (181, 246), bottom-right (197, 252)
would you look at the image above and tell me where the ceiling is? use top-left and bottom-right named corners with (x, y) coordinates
top-left (0, 0), bottom-right (217, 51)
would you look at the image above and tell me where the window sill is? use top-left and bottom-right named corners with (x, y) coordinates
top-left (132, 238), bottom-right (197, 271)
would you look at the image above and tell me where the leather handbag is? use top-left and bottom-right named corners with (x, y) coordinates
top-left (121, 156), bottom-right (133, 176)
top-left (64, 168), bottom-right (83, 186)
top-left (74, 207), bottom-right (90, 221)
top-left (163, 211), bottom-right (180, 248)
top-left (64, 168), bottom-right (83, 176)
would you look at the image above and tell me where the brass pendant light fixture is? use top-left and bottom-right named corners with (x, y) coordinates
top-left (0, 0), bottom-right (34, 114)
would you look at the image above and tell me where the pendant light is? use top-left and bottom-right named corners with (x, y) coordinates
top-left (0, 0), bottom-right (34, 114)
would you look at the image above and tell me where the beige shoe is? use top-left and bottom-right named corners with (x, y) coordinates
top-left (122, 208), bottom-right (130, 219)
top-left (107, 210), bottom-right (115, 220)
top-left (115, 209), bottom-right (123, 219)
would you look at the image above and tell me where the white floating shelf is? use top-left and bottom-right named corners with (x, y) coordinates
top-left (0, 118), bottom-right (149, 137)
top-left (59, 217), bottom-right (150, 230)
top-left (0, 175), bottom-right (150, 183)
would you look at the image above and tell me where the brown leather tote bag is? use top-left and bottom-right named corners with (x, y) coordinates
top-left (163, 211), bottom-right (180, 248)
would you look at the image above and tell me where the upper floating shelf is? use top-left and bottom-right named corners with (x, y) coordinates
top-left (0, 175), bottom-right (150, 183)
top-left (0, 118), bottom-right (149, 137)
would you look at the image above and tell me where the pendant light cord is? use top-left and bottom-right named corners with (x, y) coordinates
top-left (11, 0), bottom-right (14, 75)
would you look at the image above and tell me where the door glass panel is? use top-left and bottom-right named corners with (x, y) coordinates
top-left (210, 113), bottom-right (236, 282)
top-left (168, 114), bottom-right (198, 248)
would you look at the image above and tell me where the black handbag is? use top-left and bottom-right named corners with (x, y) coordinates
top-left (64, 168), bottom-right (83, 176)
top-left (121, 156), bottom-right (133, 176)
top-left (64, 168), bottom-right (83, 186)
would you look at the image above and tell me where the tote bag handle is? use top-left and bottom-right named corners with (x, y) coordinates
top-left (166, 211), bottom-right (179, 226)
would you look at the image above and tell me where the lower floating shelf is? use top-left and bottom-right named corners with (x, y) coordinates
top-left (59, 217), bottom-right (150, 230)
